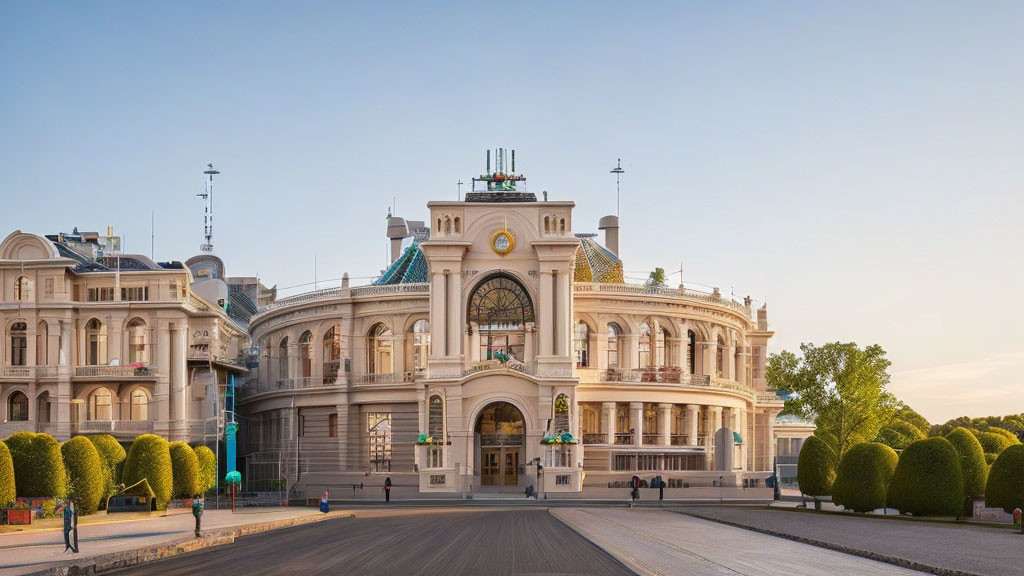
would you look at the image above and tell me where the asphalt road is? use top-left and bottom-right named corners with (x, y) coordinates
top-left (109, 508), bottom-right (634, 576)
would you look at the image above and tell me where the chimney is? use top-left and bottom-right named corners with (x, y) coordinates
top-left (386, 216), bottom-right (410, 263)
top-left (598, 215), bottom-right (620, 256)
top-left (757, 305), bottom-right (769, 331)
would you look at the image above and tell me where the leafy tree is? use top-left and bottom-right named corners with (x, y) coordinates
top-left (169, 442), bottom-right (201, 499)
top-left (87, 434), bottom-right (126, 506)
top-left (0, 441), bottom-right (15, 506)
top-left (797, 435), bottom-right (836, 507)
top-left (887, 437), bottom-right (964, 517)
top-left (60, 437), bottom-right (104, 515)
top-left (645, 267), bottom-right (667, 288)
top-left (985, 445), bottom-right (1024, 514)
top-left (945, 427), bottom-right (988, 519)
top-left (122, 434), bottom-right (172, 509)
top-left (768, 342), bottom-right (894, 461)
top-left (194, 445), bottom-right (217, 494)
top-left (832, 442), bottom-right (899, 513)
top-left (4, 432), bottom-right (67, 498)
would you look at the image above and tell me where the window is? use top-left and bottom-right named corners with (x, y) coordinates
top-left (657, 328), bottom-right (670, 367)
top-left (323, 325), bottom-right (341, 381)
top-left (553, 394), bottom-right (570, 434)
top-left (127, 318), bottom-right (147, 364)
top-left (716, 336), bottom-right (725, 377)
top-left (129, 389), bottom-right (149, 421)
top-left (44, 278), bottom-right (54, 299)
top-left (638, 322), bottom-right (652, 369)
top-left (37, 392), bottom-right (51, 423)
top-left (168, 281), bottom-right (177, 300)
top-left (121, 286), bottom-right (149, 302)
top-left (278, 337), bottom-right (289, 381)
top-left (86, 319), bottom-right (104, 365)
top-left (14, 276), bottom-right (30, 301)
top-left (298, 331), bottom-right (313, 378)
top-left (453, 217), bottom-right (461, 233)
top-left (607, 324), bottom-right (620, 369)
top-left (615, 404), bottom-right (629, 434)
top-left (87, 287), bottom-right (115, 302)
top-left (367, 323), bottom-right (393, 374)
top-left (9, 322), bottom-right (27, 366)
top-left (368, 412), bottom-right (392, 472)
top-left (428, 395), bottom-right (444, 440)
top-left (411, 319), bottom-right (430, 372)
top-left (7, 391), bottom-right (28, 421)
top-left (468, 274), bottom-right (535, 361)
top-left (644, 404), bottom-right (658, 442)
top-left (329, 413), bottom-right (338, 438)
top-left (89, 388), bottom-right (112, 420)
top-left (573, 322), bottom-right (590, 368)
top-left (688, 330), bottom-right (696, 374)
top-left (580, 404), bottom-right (599, 437)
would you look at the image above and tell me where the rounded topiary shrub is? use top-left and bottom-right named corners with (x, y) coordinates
top-left (169, 442), bottom-right (201, 499)
top-left (121, 434), bottom-right (172, 509)
top-left (797, 435), bottom-right (836, 500)
top-left (988, 427), bottom-right (1021, 445)
top-left (976, 431), bottom-right (1015, 455)
top-left (984, 453), bottom-right (998, 465)
top-left (61, 436), bottom-right (104, 515)
top-left (945, 427), bottom-right (988, 506)
top-left (0, 441), bottom-right (15, 506)
top-left (194, 445), bottom-right (217, 494)
top-left (887, 437), bottom-right (964, 516)
top-left (832, 442), bottom-right (899, 513)
top-left (87, 434), bottom-right (127, 505)
top-left (985, 444), bottom-right (1024, 514)
top-left (875, 421), bottom-right (926, 451)
top-left (5, 432), bottom-right (67, 498)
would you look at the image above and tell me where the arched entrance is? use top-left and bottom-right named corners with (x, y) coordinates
top-left (474, 401), bottom-right (525, 487)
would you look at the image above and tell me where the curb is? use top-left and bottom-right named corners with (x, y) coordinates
top-left (674, 509), bottom-right (984, 576)
top-left (24, 512), bottom-right (353, 576)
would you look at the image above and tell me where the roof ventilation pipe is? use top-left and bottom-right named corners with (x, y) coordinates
top-left (598, 215), bottom-right (619, 257)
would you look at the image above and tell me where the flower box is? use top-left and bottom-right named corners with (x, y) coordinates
top-left (5, 509), bottom-right (32, 525)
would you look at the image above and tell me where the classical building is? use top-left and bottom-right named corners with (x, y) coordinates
top-left (0, 228), bottom-right (248, 445)
top-left (240, 151), bottom-right (786, 498)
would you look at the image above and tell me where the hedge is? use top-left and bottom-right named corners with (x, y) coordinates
top-left (61, 437), bottom-right (104, 515)
top-left (887, 437), bottom-right (964, 516)
top-left (875, 421), bottom-right (926, 451)
top-left (832, 442), bottom-right (899, 513)
top-left (984, 453), bottom-right (998, 465)
top-left (194, 445), bottom-right (217, 494)
top-left (0, 441), bottom-right (15, 506)
top-left (945, 427), bottom-right (988, 502)
top-left (87, 434), bottom-right (127, 505)
top-left (975, 431), bottom-right (1015, 455)
top-left (985, 444), bottom-right (1024, 513)
top-left (121, 434), bottom-right (172, 509)
top-left (988, 427), bottom-right (1021, 445)
top-left (169, 442), bottom-right (201, 499)
top-left (5, 432), bottom-right (67, 498)
top-left (798, 435), bottom-right (836, 498)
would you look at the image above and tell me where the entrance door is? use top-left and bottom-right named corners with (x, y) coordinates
top-left (481, 450), bottom-right (501, 485)
top-left (504, 449), bottom-right (519, 485)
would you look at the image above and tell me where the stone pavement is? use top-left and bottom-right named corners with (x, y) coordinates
top-left (676, 506), bottom-right (1020, 576)
top-left (552, 507), bottom-right (926, 576)
top-left (0, 507), bottom-right (327, 575)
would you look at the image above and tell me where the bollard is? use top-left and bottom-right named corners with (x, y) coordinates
top-left (192, 499), bottom-right (203, 538)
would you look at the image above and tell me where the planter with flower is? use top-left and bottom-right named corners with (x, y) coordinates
top-left (540, 433), bottom-right (578, 445)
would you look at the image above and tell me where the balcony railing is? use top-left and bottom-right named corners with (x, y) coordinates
top-left (78, 420), bottom-right (154, 433)
top-left (582, 433), bottom-right (605, 445)
top-left (350, 372), bottom-right (415, 385)
top-left (0, 366), bottom-right (34, 378)
top-left (641, 433), bottom-right (661, 445)
top-left (75, 365), bottom-right (157, 378)
top-left (574, 282), bottom-right (751, 316)
top-left (255, 282), bottom-right (429, 316)
top-left (670, 434), bottom-right (690, 446)
top-left (463, 359), bottom-right (531, 377)
top-left (614, 433), bottom-right (633, 445)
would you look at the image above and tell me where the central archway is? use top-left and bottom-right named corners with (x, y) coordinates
top-left (467, 274), bottom-right (534, 362)
top-left (474, 401), bottom-right (526, 487)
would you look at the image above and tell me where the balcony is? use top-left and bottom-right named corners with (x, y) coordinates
top-left (613, 433), bottom-right (633, 445)
top-left (0, 421), bottom-right (35, 437)
top-left (350, 372), bottom-right (415, 385)
top-left (74, 365), bottom-right (157, 378)
top-left (574, 281), bottom-right (752, 316)
top-left (0, 366), bottom-right (35, 379)
top-left (641, 433), bottom-right (661, 445)
top-left (582, 433), bottom-right (605, 445)
top-left (670, 434), bottom-right (690, 446)
top-left (76, 420), bottom-right (154, 434)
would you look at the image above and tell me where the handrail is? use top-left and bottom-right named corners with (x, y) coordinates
top-left (574, 282), bottom-right (751, 315)
top-left (256, 283), bottom-right (429, 316)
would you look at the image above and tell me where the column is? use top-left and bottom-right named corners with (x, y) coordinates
top-left (724, 344), bottom-right (735, 380)
top-left (736, 345), bottom-right (747, 386)
top-left (739, 409), bottom-right (749, 471)
top-left (710, 406), bottom-right (723, 434)
top-left (524, 322), bottom-right (534, 364)
top-left (109, 317), bottom-right (123, 365)
top-left (538, 271), bottom-right (553, 356)
top-left (704, 340), bottom-right (715, 376)
top-left (765, 410), bottom-right (778, 472)
top-left (629, 401), bottom-right (643, 447)
top-left (446, 270), bottom-right (461, 358)
top-left (170, 324), bottom-right (187, 435)
top-left (677, 325), bottom-right (689, 373)
top-left (686, 404), bottom-right (699, 446)
top-left (658, 403), bottom-right (672, 446)
top-left (555, 270), bottom-right (571, 358)
top-left (56, 320), bottom-right (72, 440)
top-left (429, 271), bottom-right (446, 357)
top-left (155, 323), bottom-right (171, 425)
top-left (601, 402), bottom-right (616, 444)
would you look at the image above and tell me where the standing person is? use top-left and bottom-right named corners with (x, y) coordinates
top-left (62, 501), bottom-right (73, 553)
top-left (384, 477), bottom-right (392, 503)
top-left (72, 500), bottom-right (78, 553)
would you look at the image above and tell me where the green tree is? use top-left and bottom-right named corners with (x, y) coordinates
top-left (768, 342), bottom-right (894, 461)
top-left (4, 432), bottom-right (67, 498)
top-left (945, 427), bottom-right (988, 519)
top-left (832, 442), bottom-right (899, 513)
top-left (87, 434), bottom-right (127, 506)
top-left (646, 267), bottom-right (666, 288)
top-left (194, 445), bottom-right (217, 494)
top-left (169, 442), bottom-right (201, 499)
top-left (121, 434), bottom-right (172, 509)
top-left (60, 437), bottom-right (105, 515)
top-left (797, 435), bottom-right (836, 507)
top-left (0, 441), bottom-right (15, 506)
top-left (887, 437), bottom-right (964, 517)
top-left (985, 445), bottom-right (1024, 514)
top-left (975, 430), bottom-right (1016, 455)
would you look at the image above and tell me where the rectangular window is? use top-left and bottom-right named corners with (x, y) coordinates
top-left (298, 415), bottom-right (306, 437)
top-left (121, 286), bottom-right (149, 301)
top-left (367, 412), bottom-right (392, 472)
top-left (44, 278), bottom-right (54, 299)
top-left (329, 413), bottom-right (338, 438)
top-left (88, 287), bottom-right (115, 302)
top-left (168, 281), bottom-right (177, 300)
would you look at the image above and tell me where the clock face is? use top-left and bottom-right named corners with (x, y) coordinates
top-left (491, 231), bottom-right (514, 255)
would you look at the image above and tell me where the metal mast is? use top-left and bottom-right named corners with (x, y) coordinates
top-left (610, 158), bottom-right (624, 218)
top-left (198, 163), bottom-right (220, 252)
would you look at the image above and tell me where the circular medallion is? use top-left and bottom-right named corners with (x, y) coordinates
top-left (491, 230), bottom-right (515, 256)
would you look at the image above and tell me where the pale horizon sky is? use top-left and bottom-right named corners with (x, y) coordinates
top-left (2, 2), bottom-right (1022, 424)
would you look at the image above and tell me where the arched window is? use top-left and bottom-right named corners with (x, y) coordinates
top-left (129, 389), bottom-right (149, 421)
top-left (615, 403), bottom-right (629, 435)
top-left (716, 335), bottom-right (725, 377)
top-left (86, 318), bottom-right (104, 365)
top-left (638, 322), bottom-right (652, 369)
top-left (298, 331), bottom-right (313, 378)
top-left (573, 321), bottom-right (590, 368)
top-left (444, 216), bottom-right (451, 234)
top-left (657, 327), bottom-right (671, 367)
top-left (688, 330), bottom-right (697, 374)
top-left (127, 318), bottom-right (147, 364)
top-left (553, 394), bottom-right (570, 434)
top-left (14, 276), bottom-right (30, 301)
top-left (89, 388), bottom-right (112, 420)
top-left (559, 218), bottom-right (566, 235)
top-left (607, 323), bottom-right (620, 369)
top-left (9, 322), bottom-right (27, 366)
top-left (453, 217), bottom-right (461, 234)
top-left (544, 216), bottom-right (550, 234)
top-left (437, 218), bottom-right (442, 233)
top-left (672, 405), bottom-right (685, 443)
top-left (37, 391), bottom-right (51, 423)
top-left (367, 323), bottom-right (393, 374)
top-left (467, 274), bottom-right (535, 361)
top-left (411, 319), bottom-right (430, 372)
top-left (428, 395), bottom-right (444, 439)
top-left (580, 404), bottom-right (599, 437)
top-left (368, 412), bottom-right (392, 472)
top-left (7, 391), bottom-right (28, 421)
top-left (644, 403), bottom-right (658, 443)
top-left (323, 325), bottom-right (341, 381)
top-left (278, 337), bottom-right (289, 381)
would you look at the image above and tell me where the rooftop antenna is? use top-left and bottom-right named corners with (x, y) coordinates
top-left (198, 163), bottom-right (220, 252)
top-left (610, 158), bottom-right (625, 218)
top-left (457, 179), bottom-right (464, 200)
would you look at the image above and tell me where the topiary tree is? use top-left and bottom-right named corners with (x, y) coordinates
top-left (121, 434), bottom-right (172, 509)
top-left (87, 434), bottom-right (127, 506)
top-left (60, 436), bottom-right (104, 515)
top-left (832, 442), bottom-right (899, 513)
top-left (987, 427), bottom-right (1021, 445)
top-left (875, 420), bottom-right (927, 451)
top-left (975, 430), bottom-right (1015, 455)
top-left (985, 444), bottom-right (1024, 514)
top-left (945, 427), bottom-right (988, 519)
top-left (984, 452), bottom-right (998, 465)
top-left (887, 437), bottom-right (964, 516)
top-left (4, 432), bottom-right (67, 498)
top-left (0, 441), bottom-right (15, 506)
top-left (169, 442), bottom-right (201, 499)
top-left (797, 435), bottom-right (836, 508)
top-left (194, 445), bottom-right (217, 494)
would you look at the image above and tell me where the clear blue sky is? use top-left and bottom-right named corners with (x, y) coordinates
top-left (2, 1), bottom-right (1022, 423)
